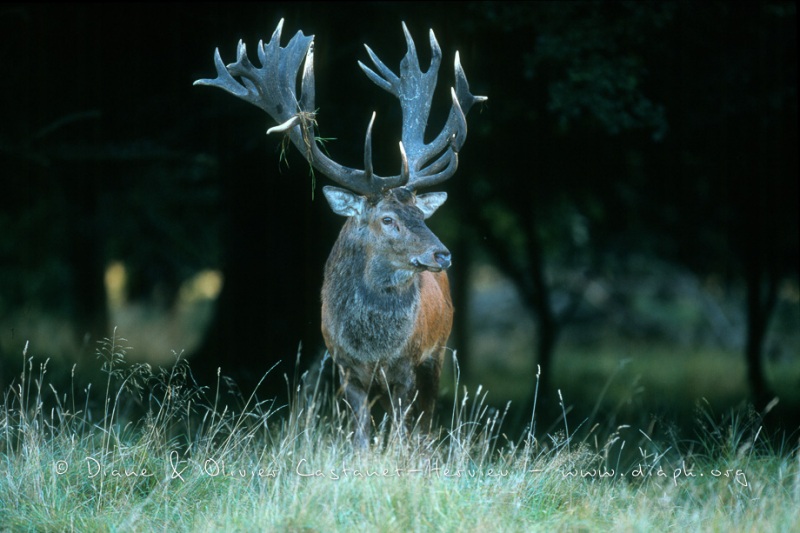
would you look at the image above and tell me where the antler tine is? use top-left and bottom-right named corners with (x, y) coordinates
top-left (408, 86), bottom-right (466, 189)
top-left (399, 142), bottom-right (410, 184)
top-left (427, 52), bottom-right (488, 149)
top-left (359, 48), bottom-right (398, 95)
top-left (364, 112), bottom-right (376, 179)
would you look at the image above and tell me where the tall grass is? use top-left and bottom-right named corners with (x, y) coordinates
top-left (1, 336), bottom-right (798, 531)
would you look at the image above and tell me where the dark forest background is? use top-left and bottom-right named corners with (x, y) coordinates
top-left (1, 2), bottom-right (797, 433)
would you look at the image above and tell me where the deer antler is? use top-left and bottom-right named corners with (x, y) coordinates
top-left (194, 19), bottom-right (486, 197)
top-left (360, 23), bottom-right (487, 191)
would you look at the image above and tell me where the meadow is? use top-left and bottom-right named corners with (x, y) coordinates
top-left (1, 333), bottom-right (798, 532)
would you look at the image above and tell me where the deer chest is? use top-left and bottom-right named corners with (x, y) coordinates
top-left (325, 284), bottom-right (421, 363)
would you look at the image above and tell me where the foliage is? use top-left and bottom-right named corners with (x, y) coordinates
top-left (453, 1), bottom-right (798, 395)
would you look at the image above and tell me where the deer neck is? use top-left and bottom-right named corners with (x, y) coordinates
top-left (325, 229), bottom-right (420, 316)
top-left (330, 220), bottom-right (419, 296)
top-left (323, 227), bottom-right (421, 362)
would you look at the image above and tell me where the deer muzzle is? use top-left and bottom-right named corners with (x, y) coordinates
top-left (411, 248), bottom-right (452, 272)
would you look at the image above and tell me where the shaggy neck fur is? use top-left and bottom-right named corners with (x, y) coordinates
top-left (322, 220), bottom-right (421, 362)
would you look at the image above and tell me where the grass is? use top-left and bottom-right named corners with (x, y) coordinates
top-left (1, 334), bottom-right (799, 531)
top-left (465, 340), bottom-right (800, 438)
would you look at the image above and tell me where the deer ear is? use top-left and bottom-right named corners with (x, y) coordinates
top-left (415, 192), bottom-right (447, 219)
top-left (322, 186), bottom-right (366, 218)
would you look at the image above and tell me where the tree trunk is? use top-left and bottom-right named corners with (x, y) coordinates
top-left (744, 259), bottom-right (778, 406)
top-left (190, 150), bottom-right (313, 396)
top-left (526, 231), bottom-right (559, 395)
top-left (67, 168), bottom-right (109, 361)
top-left (478, 212), bottom-right (560, 398)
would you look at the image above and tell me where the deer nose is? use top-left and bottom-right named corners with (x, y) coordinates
top-left (434, 250), bottom-right (451, 270)
top-left (410, 248), bottom-right (451, 272)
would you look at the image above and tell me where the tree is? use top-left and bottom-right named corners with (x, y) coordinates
top-left (643, 1), bottom-right (797, 403)
top-left (457, 2), bottom-right (672, 392)
top-left (461, 1), bottom-right (797, 403)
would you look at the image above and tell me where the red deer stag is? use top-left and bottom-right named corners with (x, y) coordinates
top-left (195, 19), bottom-right (485, 448)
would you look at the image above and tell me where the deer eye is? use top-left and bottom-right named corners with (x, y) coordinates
top-left (381, 216), bottom-right (394, 226)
